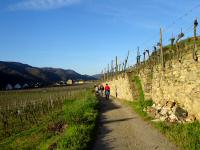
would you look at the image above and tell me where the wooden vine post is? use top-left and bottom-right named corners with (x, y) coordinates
top-left (160, 28), bottom-right (164, 69)
top-left (176, 29), bottom-right (184, 63)
top-left (124, 50), bottom-right (130, 77)
top-left (124, 50), bottom-right (130, 71)
top-left (119, 64), bottom-right (121, 73)
top-left (107, 64), bottom-right (110, 80)
top-left (170, 34), bottom-right (175, 60)
top-left (168, 34), bottom-right (175, 69)
top-left (115, 56), bottom-right (118, 79)
top-left (145, 49), bottom-right (150, 67)
top-left (146, 49), bottom-right (150, 59)
top-left (137, 47), bottom-right (141, 73)
top-left (142, 50), bottom-right (145, 72)
top-left (193, 18), bottom-right (198, 61)
top-left (194, 18), bottom-right (198, 39)
top-left (143, 51), bottom-right (146, 64)
top-left (137, 47), bottom-right (140, 64)
top-left (104, 68), bottom-right (107, 81)
top-left (112, 60), bottom-right (114, 78)
top-left (153, 46), bottom-right (157, 65)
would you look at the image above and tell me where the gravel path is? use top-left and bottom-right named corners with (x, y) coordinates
top-left (92, 98), bottom-right (180, 150)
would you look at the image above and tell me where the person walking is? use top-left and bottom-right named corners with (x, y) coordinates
top-left (94, 84), bottom-right (99, 96)
top-left (100, 84), bottom-right (104, 96)
top-left (105, 83), bottom-right (110, 100)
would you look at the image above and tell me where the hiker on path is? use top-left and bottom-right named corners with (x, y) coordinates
top-left (100, 84), bottom-right (104, 96)
top-left (105, 83), bottom-right (110, 100)
top-left (94, 84), bottom-right (99, 96)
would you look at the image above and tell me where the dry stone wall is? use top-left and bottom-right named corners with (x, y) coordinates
top-left (139, 47), bottom-right (200, 120)
top-left (104, 74), bottom-right (133, 101)
top-left (105, 40), bottom-right (200, 120)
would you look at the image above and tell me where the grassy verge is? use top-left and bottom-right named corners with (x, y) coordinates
top-left (154, 121), bottom-right (200, 150)
top-left (127, 100), bottom-right (153, 120)
top-left (56, 92), bottom-right (99, 150)
top-left (0, 90), bottom-right (99, 150)
top-left (128, 75), bottom-right (200, 150)
top-left (128, 100), bottom-right (200, 150)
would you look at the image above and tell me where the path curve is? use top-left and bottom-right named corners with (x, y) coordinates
top-left (93, 98), bottom-right (179, 150)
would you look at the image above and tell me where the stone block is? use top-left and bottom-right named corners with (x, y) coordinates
top-left (160, 108), bottom-right (168, 116)
top-left (165, 101), bottom-right (176, 109)
top-left (160, 116), bottom-right (167, 121)
top-left (185, 115), bottom-right (196, 122)
top-left (168, 114), bottom-right (178, 123)
top-left (175, 107), bottom-right (188, 119)
top-left (147, 107), bottom-right (157, 118)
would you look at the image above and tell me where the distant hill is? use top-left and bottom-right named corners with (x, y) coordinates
top-left (92, 74), bottom-right (102, 80)
top-left (0, 61), bottom-right (97, 89)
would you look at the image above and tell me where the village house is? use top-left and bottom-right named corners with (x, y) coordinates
top-left (34, 82), bottom-right (41, 88)
top-left (5, 84), bottom-right (13, 90)
top-left (74, 81), bottom-right (79, 84)
top-left (14, 83), bottom-right (21, 89)
top-left (60, 81), bottom-right (66, 85)
top-left (22, 83), bottom-right (29, 89)
top-left (67, 79), bottom-right (73, 85)
top-left (54, 82), bottom-right (60, 86)
top-left (78, 80), bottom-right (84, 84)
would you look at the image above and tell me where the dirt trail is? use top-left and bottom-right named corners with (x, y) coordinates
top-left (93, 98), bottom-right (179, 150)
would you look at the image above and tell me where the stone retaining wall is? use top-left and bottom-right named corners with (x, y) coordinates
top-left (105, 42), bottom-right (200, 120)
top-left (139, 50), bottom-right (200, 119)
top-left (104, 74), bottom-right (133, 101)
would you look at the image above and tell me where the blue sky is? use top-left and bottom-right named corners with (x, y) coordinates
top-left (0, 0), bottom-right (200, 75)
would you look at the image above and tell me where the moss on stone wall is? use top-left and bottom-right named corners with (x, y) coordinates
top-left (133, 75), bottom-right (145, 101)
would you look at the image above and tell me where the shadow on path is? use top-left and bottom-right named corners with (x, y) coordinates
top-left (92, 96), bottom-right (179, 150)
top-left (93, 97), bottom-right (135, 150)
top-left (100, 97), bottom-right (120, 113)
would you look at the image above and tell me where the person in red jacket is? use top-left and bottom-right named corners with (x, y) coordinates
top-left (105, 83), bottom-right (110, 100)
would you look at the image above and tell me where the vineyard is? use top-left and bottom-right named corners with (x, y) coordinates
top-left (0, 84), bottom-right (99, 149)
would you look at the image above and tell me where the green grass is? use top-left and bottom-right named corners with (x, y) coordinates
top-left (56, 93), bottom-right (99, 150)
top-left (127, 100), bottom-right (153, 119)
top-left (0, 90), bottom-right (99, 150)
top-left (154, 121), bottom-right (200, 150)
top-left (128, 75), bottom-right (200, 150)
top-left (133, 75), bottom-right (145, 102)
